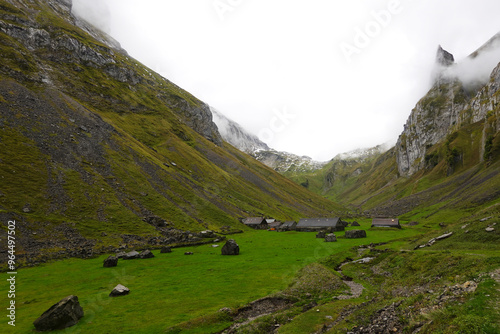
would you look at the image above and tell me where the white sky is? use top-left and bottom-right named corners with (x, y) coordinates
top-left (72, 0), bottom-right (500, 161)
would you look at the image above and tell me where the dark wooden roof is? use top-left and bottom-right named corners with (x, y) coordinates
top-left (372, 218), bottom-right (400, 227)
top-left (243, 217), bottom-right (267, 225)
top-left (281, 221), bottom-right (297, 228)
top-left (297, 218), bottom-right (341, 228)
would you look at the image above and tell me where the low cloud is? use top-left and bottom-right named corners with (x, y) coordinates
top-left (442, 34), bottom-right (500, 89)
top-left (71, 0), bottom-right (111, 34)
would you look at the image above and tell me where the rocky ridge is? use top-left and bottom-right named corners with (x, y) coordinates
top-left (396, 38), bottom-right (500, 176)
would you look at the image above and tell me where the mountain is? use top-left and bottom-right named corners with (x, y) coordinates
top-left (287, 37), bottom-right (500, 218)
top-left (0, 0), bottom-right (342, 264)
top-left (211, 106), bottom-right (327, 173)
top-left (210, 107), bottom-right (270, 154)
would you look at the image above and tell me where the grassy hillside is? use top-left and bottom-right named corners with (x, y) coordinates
top-left (0, 0), bottom-right (342, 265)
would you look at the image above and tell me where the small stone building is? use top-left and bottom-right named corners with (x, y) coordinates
top-left (296, 218), bottom-right (346, 232)
top-left (279, 221), bottom-right (297, 231)
top-left (242, 217), bottom-right (268, 230)
top-left (371, 218), bottom-right (401, 228)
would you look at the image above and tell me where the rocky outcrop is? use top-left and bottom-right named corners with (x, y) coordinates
top-left (396, 41), bottom-right (500, 176)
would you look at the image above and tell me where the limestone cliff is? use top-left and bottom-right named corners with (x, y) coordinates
top-left (396, 36), bottom-right (500, 176)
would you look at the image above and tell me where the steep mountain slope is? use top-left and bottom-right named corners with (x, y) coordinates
top-left (288, 39), bottom-right (500, 218)
top-left (0, 0), bottom-right (342, 264)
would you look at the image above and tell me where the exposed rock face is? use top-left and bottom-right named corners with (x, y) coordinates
top-left (33, 295), bottom-right (84, 331)
top-left (396, 41), bottom-right (500, 176)
top-left (436, 45), bottom-right (455, 67)
top-left (221, 239), bottom-right (240, 255)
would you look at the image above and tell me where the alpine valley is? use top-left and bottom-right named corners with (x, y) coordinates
top-left (0, 1), bottom-right (499, 333)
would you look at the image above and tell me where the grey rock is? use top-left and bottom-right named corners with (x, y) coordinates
top-left (351, 221), bottom-right (360, 226)
top-left (316, 231), bottom-right (326, 238)
top-left (109, 284), bottom-right (129, 297)
top-left (160, 246), bottom-right (172, 253)
top-left (184, 252), bottom-right (194, 255)
top-left (345, 230), bottom-right (367, 239)
top-left (324, 233), bottom-right (337, 242)
top-left (221, 239), bottom-right (239, 255)
top-left (33, 295), bottom-right (84, 331)
top-left (122, 250), bottom-right (139, 260)
top-left (485, 227), bottom-right (495, 232)
top-left (103, 255), bottom-right (118, 267)
top-left (139, 250), bottom-right (154, 259)
top-left (436, 45), bottom-right (454, 67)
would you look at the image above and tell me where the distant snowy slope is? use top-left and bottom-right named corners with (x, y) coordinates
top-left (210, 107), bottom-right (270, 154)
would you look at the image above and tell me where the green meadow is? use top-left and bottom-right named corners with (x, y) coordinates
top-left (2, 222), bottom-right (424, 333)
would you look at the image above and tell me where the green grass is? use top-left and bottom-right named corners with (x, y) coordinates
top-left (1, 225), bottom-right (422, 333)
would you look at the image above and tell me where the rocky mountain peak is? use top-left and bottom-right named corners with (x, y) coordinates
top-left (436, 45), bottom-right (455, 67)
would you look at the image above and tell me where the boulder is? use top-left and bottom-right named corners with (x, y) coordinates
top-left (221, 239), bottom-right (239, 255)
top-left (345, 230), bottom-right (367, 239)
top-left (139, 250), bottom-right (154, 259)
top-left (103, 255), bottom-right (118, 268)
top-left (115, 251), bottom-right (126, 259)
top-left (325, 233), bottom-right (337, 242)
top-left (351, 221), bottom-right (360, 226)
top-left (109, 284), bottom-right (130, 297)
top-left (33, 295), bottom-right (84, 331)
top-left (160, 246), bottom-right (172, 253)
top-left (184, 252), bottom-right (194, 255)
top-left (122, 250), bottom-right (140, 260)
top-left (316, 231), bottom-right (326, 238)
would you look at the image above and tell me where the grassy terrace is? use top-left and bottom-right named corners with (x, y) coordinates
top-left (3, 221), bottom-right (424, 333)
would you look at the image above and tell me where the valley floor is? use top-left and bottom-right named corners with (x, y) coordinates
top-left (2, 219), bottom-right (499, 334)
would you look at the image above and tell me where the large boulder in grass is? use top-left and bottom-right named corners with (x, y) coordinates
top-left (221, 239), bottom-right (239, 255)
top-left (33, 295), bottom-right (84, 331)
top-left (109, 284), bottom-right (130, 297)
top-left (103, 255), bottom-right (118, 267)
top-left (160, 246), bottom-right (172, 253)
top-left (325, 233), bottom-right (337, 242)
top-left (139, 250), bottom-right (154, 259)
top-left (345, 230), bottom-right (367, 239)
top-left (122, 251), bottom-right (140, 260)
top-left (316, 231), bottom-right (326, 238)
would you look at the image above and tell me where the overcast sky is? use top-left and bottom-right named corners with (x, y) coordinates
top-left (72, 0), bottom-right (500, 161)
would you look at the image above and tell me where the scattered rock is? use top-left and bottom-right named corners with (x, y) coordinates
top-left (160, 246), bottom-right (172, 253)
top-left (485, 227), bottom-right (495, 232)
top-left (116, 251), bottom-right (126, 259)
top-left (103, 255), bottom-right (118, 268)
top-left (200, 230), bottom-right (216, 238)
top-left (351, 221), bottom-right (360, 226)
top-left (325, 233), bottom-right (337, 242)
top-left (480, 216), bottom-right (493, 222)
top-left (221, 239), bottom-right (240, 255)
top-left (122, 250), bottom-right (140, 260)
top-left (139, 250), bottom-right (154, 259)
top-left (345, 230), bottom-right (367, 239)
top-left (212, 244), bottom-right (219, 248)
top-left (316, 231), bottom-right (326, 238)
top-left (109, 284), bottom-right (130, 297)
top-left (184, 252), bottom-right (194, 255)
top-left (33, 295), bottom-right (84, 331)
